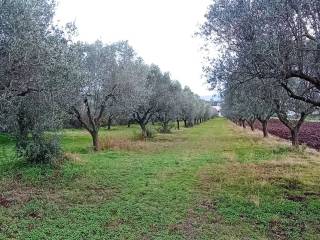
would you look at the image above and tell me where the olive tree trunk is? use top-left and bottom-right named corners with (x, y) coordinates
top-left (90, 130), bottom-right (99, 151)
top-left (261, 120), bottom-right (269, 137)
top-left (107, 116), bottom-right (112, 130)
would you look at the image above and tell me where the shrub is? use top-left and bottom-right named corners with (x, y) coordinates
top-left (158, 122), bottom-right (174, 133)
top-left (145, 126), bottom-right (156, 138)
top-left (17, 134), bottom-right (62, 164)
top-left (132, 126), bottom-right (156, 140)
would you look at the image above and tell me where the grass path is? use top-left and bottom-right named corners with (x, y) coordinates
top-left (0, 119), bottom-right (319, 239)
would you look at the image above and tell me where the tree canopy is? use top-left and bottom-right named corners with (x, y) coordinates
top-left (0, 0), bottom-right (216, 162)
top-left (199, 0), bottom-right (320, 146)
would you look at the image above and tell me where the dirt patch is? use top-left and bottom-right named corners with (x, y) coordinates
top-left (172, 199), bottom-right (222, 239)
top-left (286, 195), bottom-right (306, 202)
top-left (4, 187), bottom-right (63, 206)
top-left (173, 209), bottom-right (201, 239)
top-left (105, 219), bottom-right (125, 230)
top-left (61, 186), bottom-right (117, 205)
top-left (304, 192), bottom-right (320, 197)
top-left (269, 219), bottom-right (288, 240)
top-left (0, 195), bottom-right (12, 208)
top-left (197, 165), bottom-right (229, 192)
top-left (0, 180), bottom-right (117, 209)
top-left (200, 199), bottom-right (217, 211)
top-left (29, 211), bottom-right (42, 219)
top-left (275, 178), bottom-right (304, 190)
top-left (0, 183), bottom-right (40, 206)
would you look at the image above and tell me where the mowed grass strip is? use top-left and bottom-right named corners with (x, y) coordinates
top-left (0, 119), bottom-right (319, 239)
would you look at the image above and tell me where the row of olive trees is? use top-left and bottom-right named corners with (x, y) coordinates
top-left (0, 0), bottom-right (215, 162)
top-left (220, 79), bottom-right (315, 146)
top-left (70, 41), bottom-right (215, 151)
top-left (199, 0), bottom-right (320, 147)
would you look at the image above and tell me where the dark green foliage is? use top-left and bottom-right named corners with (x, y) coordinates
top-left (17, 134), bottom-right (62, 164)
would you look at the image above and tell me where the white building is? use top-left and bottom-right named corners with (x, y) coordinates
top-left (212, 106), bottom-right (222, 117)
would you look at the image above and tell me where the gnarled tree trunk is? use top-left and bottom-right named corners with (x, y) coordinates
top-left (275, 105), bottom-right (310, 148)
top-left (107, 116), bottom-right (112, 130)
top-left (261, 120), bottom-right (268, 137)
top-left (242, 120), bottom-right (246, 128)
top-left (247, 119), bottom-right (255, 131)
top-left (133, 111), bottom-right (153, 139)
top-left (90, 130), bottom-right (99, 151)
top-left (139, 123), bottom-right (147, 139)
top-left (290, 129), bottom-right (299, 147)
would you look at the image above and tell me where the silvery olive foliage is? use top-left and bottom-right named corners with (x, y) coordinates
top-left (0, 0), bottom-right (216, 160)
top-left (0, 0), bottom-right (82, 162)
top-left (200, 0), bottom-right (320, 146)
top-left (70, 41), bottom-right (137, 151)
top-left (156, 80), bottom-right (182, 133)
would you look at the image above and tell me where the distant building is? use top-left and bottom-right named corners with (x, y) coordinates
top-left (212, 106), bottom-right (222, 117)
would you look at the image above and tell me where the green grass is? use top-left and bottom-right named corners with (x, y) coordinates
top-left (0, 119), bottom-right (319, 239)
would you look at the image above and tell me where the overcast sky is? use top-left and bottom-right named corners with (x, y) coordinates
top-left (55, 0), bottom-right (213, 96)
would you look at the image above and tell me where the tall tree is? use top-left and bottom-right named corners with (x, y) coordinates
top-left (200, 0), bottom-right (320, 107)
top-left (0, 0), bottom-right (80, 162)
top-left (72, 41), bottom-right (135, 151)
top-left (128, 64), bottom-right (168, 138)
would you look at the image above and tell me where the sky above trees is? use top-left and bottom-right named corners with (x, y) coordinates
top-left (55, 0), bottom-right (213, 96)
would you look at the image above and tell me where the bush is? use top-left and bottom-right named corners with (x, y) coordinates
top-left (158, 122), bottom-right (174, 133)
top-left (132, 126), bottom-right (156, 140)
top-left (17, 134), bottom-right (62, 164)
top-left (145, 126), bottom-right (156, 138)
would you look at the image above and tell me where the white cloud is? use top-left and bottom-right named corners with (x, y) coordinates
top-left (55, 0), bottom-right (214, 96)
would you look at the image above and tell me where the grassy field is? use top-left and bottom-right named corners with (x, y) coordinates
top-left (0, 118), bottom-right (319, 239)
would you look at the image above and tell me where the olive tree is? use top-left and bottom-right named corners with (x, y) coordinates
top-left (127, 64), bottom-right (169, 138)
top-left (180, 87), bottom-right (197, 127)
top-left (156, 79), bottom-right (182, 133)
top-left (199, 0), bottom-right (319, 146)
top-left (274, 80), bottom-right (316, 146)
top-left (71, 41), bottom-right (135, 151)
top-left (0, 0), bottom-right (80, 162)
top-left (200, 0), bottom-right (320, 107)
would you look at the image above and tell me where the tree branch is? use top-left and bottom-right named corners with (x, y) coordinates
top-left (280, 82), bottom-right (320, 107)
